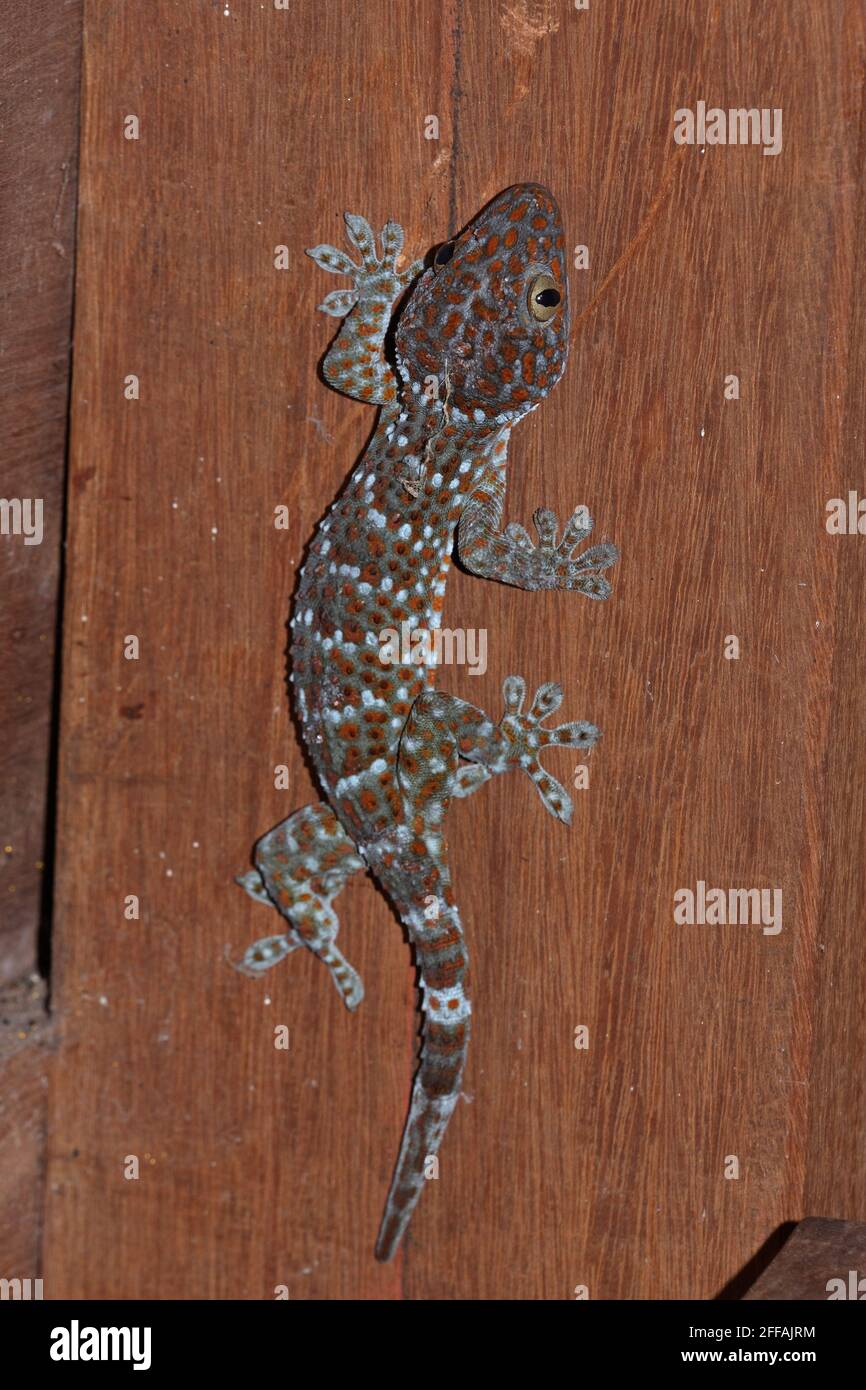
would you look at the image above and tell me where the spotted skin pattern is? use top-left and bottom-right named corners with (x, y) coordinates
top-left (237, 184), bottom-right (618, 1262)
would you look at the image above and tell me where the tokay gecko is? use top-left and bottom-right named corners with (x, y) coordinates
top-left (237, 184), bottom-right (618, 1262)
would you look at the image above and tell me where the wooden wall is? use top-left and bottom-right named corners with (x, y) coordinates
top-left (38, 0), bottom-right (866, 1298)
top-left (0, 0), bottom-right (81, 1283)
top-left (0, 0), bottom-right (81, 982)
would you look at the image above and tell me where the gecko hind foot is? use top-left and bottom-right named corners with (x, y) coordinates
top-left (306, 213), bottom-right (423, 317)
top-left (500, 675), bottom-right (601, 825)
top-left (234, 804), bottom-right (367, 1011)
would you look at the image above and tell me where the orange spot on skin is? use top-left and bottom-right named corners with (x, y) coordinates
top-left (508, 201), bottom-right (528, 221)
top-left (503, 228), bottom-right (518, 247)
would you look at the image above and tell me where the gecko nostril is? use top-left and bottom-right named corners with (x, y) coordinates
top-left (434, 240), bottom-right (455, 268)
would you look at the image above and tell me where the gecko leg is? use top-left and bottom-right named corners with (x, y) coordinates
top-left (306, 213), bottom-right (422, 405)
top-left (372, 676), bottom-right (597, 1260)
top-left (458, 462), bottom-right (618, 597)
top-left (401, 676), bottom-right (600, 825)
top-left (235, 803), bottom-right (366, 1010)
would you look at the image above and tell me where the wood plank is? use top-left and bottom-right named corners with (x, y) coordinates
top-left (0, 0), bottom-right (82, 983)
top-left (45, 0), bottom-right (866, 1299)
top-left (744, 1219), bottom-right (866, 1300)
top-left (0, 979), bottom-right (54, 1282)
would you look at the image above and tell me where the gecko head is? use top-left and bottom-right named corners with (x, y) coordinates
top-left (395, 183), bottom-right (569, 428)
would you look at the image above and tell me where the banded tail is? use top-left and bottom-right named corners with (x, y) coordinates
top-left (373, 862), bottom-right (471, 1263)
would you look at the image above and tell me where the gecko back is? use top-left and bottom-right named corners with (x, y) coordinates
top-left (237, 184), bottom-right (618, 1263)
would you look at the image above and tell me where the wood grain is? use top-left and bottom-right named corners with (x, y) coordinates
top-left (744, 1219), bottom-right (866, 1300)
top-left (0, 979), bottom-right (54, 1282)
top-left (44, 0), bottom-right (866, 1299)
top-left (0, 0), bottom-right (81, 983)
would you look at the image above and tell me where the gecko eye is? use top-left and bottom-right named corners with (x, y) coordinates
top-left (527, 274), bottom-right (561, 322)
top-left (434, 240), bottom-right (456, 268)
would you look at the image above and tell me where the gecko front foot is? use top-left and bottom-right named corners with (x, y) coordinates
top-left (504, 507), bottom-right (618, 598)
top-left (306, 213), bottom-right (423, 318)
top-left (499, 675), bottom-right (600, 825)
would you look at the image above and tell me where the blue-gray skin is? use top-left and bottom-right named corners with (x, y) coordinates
top-left (237, 184), bottom-right (618, 1261)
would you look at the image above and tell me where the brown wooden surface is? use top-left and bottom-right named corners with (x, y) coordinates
top-left (744, 1218), bottom-right (866, 1300)
top-left (0, 979), bottom-right (54, 1282)
top-left (44, 0), bottom-right (866, 1299)
top-left (0, 0), bottom-right (81, 983)
top-left (0, 0), bottom-right (80, 1288)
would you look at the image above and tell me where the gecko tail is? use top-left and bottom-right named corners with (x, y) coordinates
top-left (374, 965), bottom-right (471, 1263)
top-left (374, 1071), bottom-right (464, 1262)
